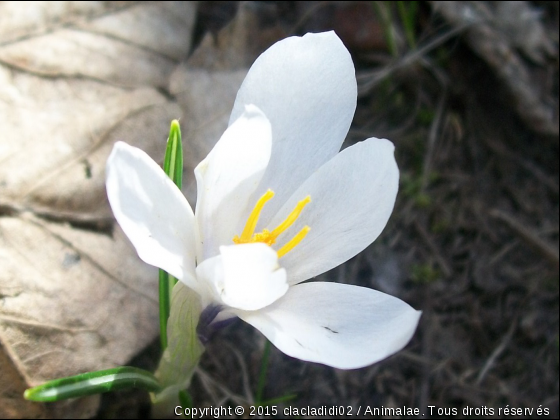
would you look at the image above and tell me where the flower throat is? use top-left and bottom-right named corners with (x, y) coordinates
top-left (233, 189), bottom-right (311, 258)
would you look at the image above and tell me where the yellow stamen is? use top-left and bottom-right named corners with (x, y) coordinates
top-left (238, 189), bottom-right (274, 242)
top-left (277, 226), bottom-right (311, 258)
top-left (233, 189), bottom-right (311, 258)
top-left (271, 196), bottom-right (311, 238)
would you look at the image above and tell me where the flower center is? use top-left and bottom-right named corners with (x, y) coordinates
top-left (233, 189), bottom-right (311, 258)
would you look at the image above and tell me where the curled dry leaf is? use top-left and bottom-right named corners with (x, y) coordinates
top-left (0, 1), bottom-right (196, 417)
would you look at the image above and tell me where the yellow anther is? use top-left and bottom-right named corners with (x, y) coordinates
top-left (271, 196), bottom-right (311, 238)
top-left (233, 189), bottom-right (311, 258)
top-left (251, 229), bottom-right (276, 246)
top-left (277, 226), bottom-right (311, 258)
top-left (238, 189), bottom-right (274, 242)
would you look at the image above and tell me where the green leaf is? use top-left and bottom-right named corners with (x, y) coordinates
top-left (372, 2), bottom-right (398, 56)
top-left (24, 367), bottom-right (161, 402)
top-left (159, 119), bottom-right (184, 350)
top-left (257, 393), bottom-right (298, 407)
top-left (255, 339), bottom-right (271, 404)
top-left (163, 119), bottom-right (183, 189)
top-left (397, 0), bottom-right (418, 49)
top-left (159, 269), bottom-right (172, 349)
top-left (178, 389), bottom-right (193, 409)
top-left (253, 340), bottom-right (297, 407)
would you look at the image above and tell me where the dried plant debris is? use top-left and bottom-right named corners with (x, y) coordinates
top-left (430, 1), bottom-right (559, 137)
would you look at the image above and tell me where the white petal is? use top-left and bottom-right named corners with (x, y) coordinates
top-left (237, 282), bottom-right (421, 369)
top-left (195, 105), bottom-right (272, 260)
top-left (230, 31), bottom-right (357, 223)
top-left (106, 142), bottom-right (197, 289)
top-left (196, 243), bottom-right (288, 311)
top-left (268, 138), bottom-right (399, 284)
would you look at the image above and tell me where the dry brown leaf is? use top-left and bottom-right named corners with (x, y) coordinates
top-left (0, 1), bottom-right (196, 417)
top-left (0, 216), bottom-right (158, 417)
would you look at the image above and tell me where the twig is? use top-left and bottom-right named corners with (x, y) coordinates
top-left (290, 2), bottom-right (330, 33)
top-left (414, 220), bottom-right (452, 278)
top-left (195, 367), bottom-right (248, 406)
top-left (421, 91), bottom-right (447, 191)
top-left (357, 23), bottom-right (471, 95)
top-left (224, 341), bottom-right (255, 404)
top-left (490, 209), bottom-right (559, 266)
top-left (476, 319), bottom-right (516, 385)
top-left (484, 135), bottom-right (559, 196)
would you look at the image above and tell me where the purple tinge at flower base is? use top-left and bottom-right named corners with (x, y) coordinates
top-left (106, 31), bottom-right (421, 370)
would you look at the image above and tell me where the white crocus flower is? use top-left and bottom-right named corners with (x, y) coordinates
top-left (106, 31), bottom-right (420, 370)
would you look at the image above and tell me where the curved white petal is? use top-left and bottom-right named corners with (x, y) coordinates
top-left (237, 282), bottom-right (421, 369)
top-left (196, 243), bottom-right (288, 311)
top-left (268, 138), bottom-right (399, 284)
top-left (195, 105), bottom-right (272, 261)
top-left (230, 31), bottom-right (357, 223)
top-left (106, 142), bottom-right (198, 290)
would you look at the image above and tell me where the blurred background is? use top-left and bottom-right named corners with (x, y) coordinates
top-left (0, 1), bottom-right (558, 418)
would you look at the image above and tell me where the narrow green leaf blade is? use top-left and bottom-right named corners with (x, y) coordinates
top-left (163, 119), bottom-right (183, 189)
top-left (159, 119), bottom-right (184, 350)
top-left (256, 339), bottom-right (271, 404)
top-left (397, 0), bottom-right (418, 49)
top-left (24, 367), bottom-right (162, 402)
top-left (257, 393), bottom-right (298, 407)
top-left (159, 269), bottom-right (171, 349)
top-left (372, 2), bottom-right (398, 57)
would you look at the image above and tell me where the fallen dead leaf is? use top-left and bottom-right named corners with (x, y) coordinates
top-left (0, 1), bottom-right (196, 417)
